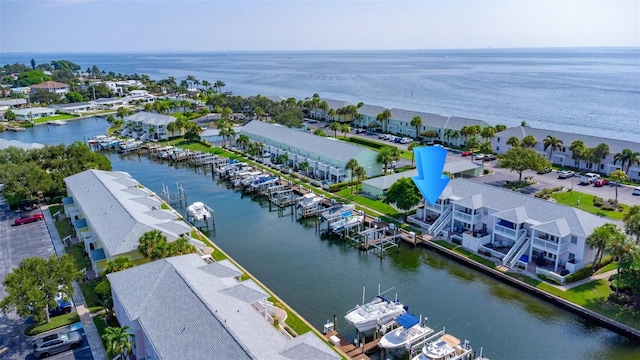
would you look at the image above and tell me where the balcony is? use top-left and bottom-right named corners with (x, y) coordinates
top-left (532, 237), bottom-right (568, 253)
top-left (453, 210), bottom-right (481, 224)
top-left (494, 224), bottom-right (517, 237)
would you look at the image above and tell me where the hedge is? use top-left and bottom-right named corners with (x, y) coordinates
top-left (348, 137), bottom-right (385, 149)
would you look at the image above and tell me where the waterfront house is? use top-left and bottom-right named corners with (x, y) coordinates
top-left (0, 98), bottom-right (27, 111)
top-left (492, 126), bottom-right (640, 180)
top-left (122, 111), bottom-right (176, 141)
top-left (29, 81), bottom-right (69, 95)
top-left (63, 170), bottom-right (199, 275)
top-left (308, 98), bottom-right (351, 122)
top-left (12, 107), bottom-right (56, 121)
top-left (240, 120), bottom-right (382, 182)
top-left (91, 97), bottom-right (129, 109)
top-left (48, 102), bottom-right (96, 114)
top-left (409, 178), bottom-right (608, 282)
top-left (107, 254), bottom-right (339, 360)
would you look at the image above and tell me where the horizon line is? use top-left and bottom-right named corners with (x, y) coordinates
top-left (3, 46), bottom-right (639, 56)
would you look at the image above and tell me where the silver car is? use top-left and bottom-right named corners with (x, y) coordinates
top-left (33, 330), bottom-right (82, 358)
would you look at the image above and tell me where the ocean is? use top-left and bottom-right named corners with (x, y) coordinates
top-left (2, 48), bottom-right (639, 142)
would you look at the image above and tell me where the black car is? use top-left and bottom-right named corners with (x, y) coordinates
top-left (49, 299), bottom-right (74, 317)
top-left (484, 154), bottom-right (497, 161)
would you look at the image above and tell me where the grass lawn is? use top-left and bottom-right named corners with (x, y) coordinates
top-left (79, 280), bottom-right (101, 308)
top-left (55, 218), bottom-right (75, 240)
top-left (48, 205), bottom-right (62, 216)
top-left (336, 188), bottom-right (399, 216)
top-left (25, 313), bottom-right (81, 336)
top-left (66, 243), bottom-right (91, 270)
top-left (93, 314), bottom-right (109, 351)
top-left (33, 114), bottom-right (79, 124)
top-left (550, 191), bottom-right (630, 220)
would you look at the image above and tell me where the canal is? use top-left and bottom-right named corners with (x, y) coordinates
top-left (2, 118), bottom-right (639, 359)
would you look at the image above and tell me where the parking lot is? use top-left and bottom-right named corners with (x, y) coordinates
top-left (0, 197), bottom-right (92, 360)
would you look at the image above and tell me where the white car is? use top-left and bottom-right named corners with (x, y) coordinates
top-left (399, 137), bottom-right (413, 144)
top-left (632, 186), bottom-right (640, 196)
top-left (474, 153), bottom-right (485, 160)
top-left (557, 170), bottom-right (575, 179)
top-left (579, 173), bottom-right (600, 185)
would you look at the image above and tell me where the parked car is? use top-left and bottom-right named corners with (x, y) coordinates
top-left (594, 179), bottom-right (609, 187)
top-left (557, 170), bottom-right (575, 179)
top-left (632, 186), bottom-right (640, 196)
top-left (14, 213), bottom-right (44, 225)
top-left (484, 154), bottom-right (497, 161)
top-left (32, 331), bottom-right (82, 359)
top-left (461, 151), bottom-right (473, 157)
top-left (537, 167), bottom-right (552, 174)
top-left (400, 137), bottom-right (413, 144)
top-left (473, 153), bottom-right (485, 160)
top-left (579, 172), bottom-right (600, 185)
top-left (49, 299), bottom-right (74, 317)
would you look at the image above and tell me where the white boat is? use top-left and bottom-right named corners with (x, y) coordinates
top-left (296, 192), bottom-right (324, 209)
top-left (187, 202), bottom-right (211, 222)
top-left (344, 286), bottom-right (407, 332)
top-left (48, 120), bottom-right (67, 125)
top-left (330, 213), bottom-right (364, 232)
top-left (412, 333), bottom-right (474, 360)
top-left (320, 203), bottom-right (356, 222)
top-left (379, 313), bottom-right (434, 349)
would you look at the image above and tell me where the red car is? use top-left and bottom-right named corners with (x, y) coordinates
top-left (15, 213), bottom-right (44, 225)
top-left (461, 151), bottom-right (473, 157)
top-left (594, 179), bottom-right (609, 187)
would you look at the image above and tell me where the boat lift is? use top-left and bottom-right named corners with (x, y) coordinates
top-left (161, 182), bottom-right (187, 208)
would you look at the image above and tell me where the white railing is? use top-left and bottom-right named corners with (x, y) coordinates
top-left (536, 267), bottom-right (566, 284)
top-left (532, 237), bottom-right (566, 253)
top-left (407, 215), bottom-right (430, 230)
top-left (120, 127), bottom-right (130, 136)
top-left (479, 245), bottom-right (507, 260)
top-left (454, 211), bottom-right (473, 221)
top-left (494, 224), bottom-right (517, 237)
top-left (502, 230), bottom-right (528, 267)
top-left (140, 131), bottom-right (151, 141)
top-left (507, 238), bottom-right (531, 269)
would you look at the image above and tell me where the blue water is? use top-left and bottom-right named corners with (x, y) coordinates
top-left (2, 48), bottom-right (639, 142)
top-left (2, 119), bottom-right (640, 359)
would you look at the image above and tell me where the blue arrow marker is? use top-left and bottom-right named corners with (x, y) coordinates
top-left (412, 146), bottom-right (449, 206)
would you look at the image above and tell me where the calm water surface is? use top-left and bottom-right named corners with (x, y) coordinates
top-left (2, 119), bottom-right (639, 359)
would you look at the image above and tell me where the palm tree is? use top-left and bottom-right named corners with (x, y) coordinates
top-left (624, 206), bottom-right (640, 243)
top-left (587, 223), bottom-right (618, 273)
top-left (353, 165), bottom-right (367, 192)
top-left (329, 121), bottom-right (340, 138)
top-left (408, 141), bottom-right (421, 167)
top-left (569, 140), bottom-right (587, 169)
top-left (506, 136), bottom-right (521, 148)
top-left (104, 256), bottom-right (133, 274)
top-left (236, 134), bottom-right (250, 151)
top-left (340, 123), bottom-right (351, 139)
top-left (138, 230), bottom-right (167, 257)
top-left (377, 109), bottom-right (392, 133)
top-left (609, 169), bottom-right (627, 203)
top-left (608, 232), bottom-right (639, 297)
top-left (410, 116), bottom-right (422, 138)
top-left (345, 158), bottom-right (359, 193)
top-left (521, 135), bottom-right (537, 148)
top-left (443, 129), bottom-right (454, 145)
top-left (614, 148), bottom-right (640, 175)
top-left (480, 126), bottom-right (496, 142)
top-left (592, 143), bottom-right (610, 172)
top-left (543, 135), bottom-right (563, 161)
top-left (102, 326), bottom-right (134, 359)
top-left (214, 80), bottom-right (226, 94)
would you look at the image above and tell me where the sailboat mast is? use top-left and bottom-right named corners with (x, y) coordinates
top-left (362, 285), bottom-right (366, 306)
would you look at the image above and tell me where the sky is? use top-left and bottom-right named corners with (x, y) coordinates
top-left (0, 0), bottom-right (638, 53)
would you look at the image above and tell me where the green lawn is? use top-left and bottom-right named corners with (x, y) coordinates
top-left (66, 243), bottom-right (90, 271)
top-left (550, 191), bottom-right (630, 220)
top-left (55, 218), bottom-right (75, 240)
top-left (79, 280), bottom-right (101, 308)
top-left (25, 314), bottom-right (81, 336)
top-left (93, 314), bottom-right (109, 351)
top-left (33, 114), bottom-right (79, 124)
top-left (336, 188), bottom-right (399, 215)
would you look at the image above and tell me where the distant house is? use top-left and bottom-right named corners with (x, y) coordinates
top-left (308, 98), bottom-right (351, 122)
top-left (29, 81), bottom-right (69, 95)
top-left (91, 97), bottom-right (129, 109)
top-left (10, 87), bottom-right (30, 96)
top-left (240, 120), bottom-right (382, 182)
top-left (107, 254), bottom-right (339, 360)
top-left (63, 170), bottom-right (200, 275)
top-left (48, 102), bottom-right (96, 114)
top-left (0, 139), bottom-right (45, 150)
top-left (12, 107), bottom-right (56, 121)
top-left (122, 111), bottom-right (176, 141)
top-left (127, 89), bottom-right (156, 103)
top-left (0, 98), bottom-right (28, 110)
top-left (492, 126), bottom-right (640, 181)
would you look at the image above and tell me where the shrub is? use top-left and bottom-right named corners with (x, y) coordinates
top-left (565, 264), bottom-right (594, 283)
top-left (537, 274), bottom-right (562, 285)
top-left (348, 137), bottom-right (385, 149)
top-left (328, 182), bottom-right (349, 193)
top-left (452, 237), bottom-right (462, 245)
top-left (593, 196), bottom-right (604, 207)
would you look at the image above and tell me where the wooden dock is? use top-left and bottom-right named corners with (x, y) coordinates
top-left (324, 330), bottom-right (372, 360)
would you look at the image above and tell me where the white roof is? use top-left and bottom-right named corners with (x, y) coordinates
top-left (0, 139), bottom-right (45, 150)
top-left (13, 107), bottom-right (55, 115)
top-left (124, 111), bottom-right (175, 126)
top-left (107, 254), bottom-right (339, 360)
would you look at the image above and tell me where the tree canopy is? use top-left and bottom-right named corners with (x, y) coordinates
top-left (384, 177), bottom-right (422, 219)
top-left (0, 255), bottom-right (82, 323)
top-left (15, 70), bottom-right (51, 87)
top-left (498, 147), bottom-right (549, 182)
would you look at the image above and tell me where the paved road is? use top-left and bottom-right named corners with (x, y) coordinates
top-left (0, 198), bottom-right (93, 360)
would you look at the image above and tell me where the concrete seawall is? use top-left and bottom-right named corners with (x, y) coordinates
top-left (420, 239), bottom-right (640, 341)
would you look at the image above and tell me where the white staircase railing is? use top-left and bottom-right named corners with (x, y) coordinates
top-left (121, 127), bottom-right (130, 137)
top-left (502, 229), bottom-right (528, 267)
top-left (428, 207), bottom-right (452, 236)
top-left (140, 131), bottom-right (151, 141)
top-left (507, 238), bottom-right (531, 269)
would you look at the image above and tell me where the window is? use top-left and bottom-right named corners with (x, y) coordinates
top-left (483, 208), bottom-right (488, 215)
top-left (496, 146), bottom-right (500, 151)
top-left (497, 137), bottom-right (500, 142)
top-left (568, 253), bottom-right (575, 261)
top-left (571, 236), bottom-right (577, 244)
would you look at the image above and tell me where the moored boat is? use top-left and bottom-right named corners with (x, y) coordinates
top-left (344, 285), bottom-right (407, 332)
top-left (187, 202), bottom-right (211, 222)
top-left (379, 313), bottom-right (434, 349)
top-left (412, 332), bottom-right (475, 360)
top-left (296, 192), bottom-right (324, 209)
top-left (47, 120), bottom-right (67, 125)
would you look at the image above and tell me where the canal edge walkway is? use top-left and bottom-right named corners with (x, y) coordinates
top-left (41, 205), bottom-right (108, 360)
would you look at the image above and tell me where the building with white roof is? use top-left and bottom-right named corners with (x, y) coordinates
top-left (408, 178), bottom-right (609, 281)
top-left (63, 170), bottom-right (199, 274)
top-left (0, 138), bottom-right (45, 150)
top-left (0, 98), bottom-right (27, 111)
top-left (492, 126), bottom-right (640, 180)
top-left (107, 254), bottom-right (339, 360)
top-left (122, 111), bottom-right (176, 141)
top-left (240, 120), bottom-right (382, 182)
top-left (12, 107), bottom-right (56, 121)
top-left (48, 102), bottom-right (96, 114)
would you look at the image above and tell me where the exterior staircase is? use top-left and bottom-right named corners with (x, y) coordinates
top-left (502, 230), bottom-right (529, 268)
top-left (140, 131), bottom-right (151, 141)
top-left (428, 207), bottom-right (452, 236)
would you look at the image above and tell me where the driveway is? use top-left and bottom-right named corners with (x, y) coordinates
top-left (0, 197), bottom-right (93, 360)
